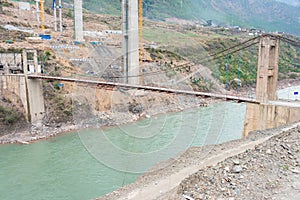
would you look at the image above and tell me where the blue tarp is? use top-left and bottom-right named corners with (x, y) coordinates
top-left (39, 34), bottom-right (51, 40)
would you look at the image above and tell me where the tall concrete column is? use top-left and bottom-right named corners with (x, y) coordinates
top-left (54, 0), bottom-right (57, 31)
top-left (58, 0), bottom-right (63, 32)
top-left (122, 0), bottom-right (140, 85)
top-left (35, 0), bottom-right (40, 23)
top-left (33, 50), bottom-right (39, 74)
top-left (74, 0), bottom-right (84, 42)
top-left (256, 36), bottom-right (279, 102)
top-left (22, 49), bottom-right (28, 75)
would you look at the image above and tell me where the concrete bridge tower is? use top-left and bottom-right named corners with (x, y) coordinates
top-left (122, 0), bottom-right (140, 85)
top-left (256, 35), bottom-right (279, 102)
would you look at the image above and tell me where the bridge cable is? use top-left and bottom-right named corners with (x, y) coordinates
top-left (105, 40), bottom-right (260, 79)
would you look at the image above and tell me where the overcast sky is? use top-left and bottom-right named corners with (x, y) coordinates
top-left (275, 0), bottom-right (300, 6)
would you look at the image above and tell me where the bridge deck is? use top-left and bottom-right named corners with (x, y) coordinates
top-left (27, 75), bottom-right (258, 103)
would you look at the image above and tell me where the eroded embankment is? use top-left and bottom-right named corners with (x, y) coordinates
top-left (0, 91), bottom-right (210, 144)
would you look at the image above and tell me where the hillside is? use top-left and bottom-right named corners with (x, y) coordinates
top-left (65, 0), bottom-right (300, 35)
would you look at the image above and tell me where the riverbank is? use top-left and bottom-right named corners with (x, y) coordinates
top-left (1, 81), bottom-right (298, 145)
top-left (0, 93), bottom-right (213, 144)
top-left (97, 122), bottom-right (300, 200)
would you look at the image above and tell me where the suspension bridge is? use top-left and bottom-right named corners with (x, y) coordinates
top-left (0, 34), bottom-right (300, 137)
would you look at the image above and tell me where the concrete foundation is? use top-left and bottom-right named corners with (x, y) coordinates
top-left (122, 0), bottom-right (139, 85)
top-left (243, 103), bottom-right (300, 137)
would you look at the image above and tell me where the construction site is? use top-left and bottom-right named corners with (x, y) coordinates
top-left (0, 0), bottom-right (300, 200)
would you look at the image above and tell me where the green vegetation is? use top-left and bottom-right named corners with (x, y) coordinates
top-left (190, 77), bottom-right (213, 91)
top-left (145, 25), bottom-right (299, 87)
top-left (0, 104), bottom-right (21, 124)
top-left (279, 42), bottom-right (300, 77)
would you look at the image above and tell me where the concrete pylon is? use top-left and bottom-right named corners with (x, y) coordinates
top-left (122, 0), bottom-right (140, 85)
top-left (255, 35), bottom-right (279, 102)
top-left (74, 0), bottom-right (84, 42)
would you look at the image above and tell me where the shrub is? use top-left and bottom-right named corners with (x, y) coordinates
top-left (5, 114), bottom-right (16, 124)
top-left (289, 73), bottom-right (297, 79)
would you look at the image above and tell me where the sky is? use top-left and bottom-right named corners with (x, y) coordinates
top-left (275, 0), bottom-right (300, 6)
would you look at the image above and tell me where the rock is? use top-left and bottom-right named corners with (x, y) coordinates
top-left (224, 166), bottom-right (230, 172)
top-left (266, 149), bottom-right (272, 154)
top-left (232, 165), bottom-right (243, 173)
top-left (17, 140), bottom-right (29, 145)
top-left (233, 160), bottom-right (240, 165)
top-left (290, 168), bottom-right (300, 174)
top-left (182, 194), bottom-right (195, 200)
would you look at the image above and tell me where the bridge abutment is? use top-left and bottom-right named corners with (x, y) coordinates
top-left (0, 49), bottom-right (45, 125)
top-left (243, 103), bottom-right (300, 137)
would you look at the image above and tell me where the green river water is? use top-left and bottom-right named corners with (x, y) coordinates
top-left (0, 102), bottom-right (251, 200)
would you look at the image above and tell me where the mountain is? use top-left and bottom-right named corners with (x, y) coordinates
top-left (65, 0), bottom-right (300, 35)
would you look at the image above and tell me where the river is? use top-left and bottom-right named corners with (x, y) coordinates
top-left (0, 86), bottom-right (298, 200)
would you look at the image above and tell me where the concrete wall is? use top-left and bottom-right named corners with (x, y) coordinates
top-left (243, 103), bottom-right (300, 137)
top-left (0, 75), bottom-right (28, 115)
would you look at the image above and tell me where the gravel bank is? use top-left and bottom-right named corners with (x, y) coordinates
top-left (98, 123), bottom-right (299, 200)
top-left (178, 124), bottom-right (300, 200)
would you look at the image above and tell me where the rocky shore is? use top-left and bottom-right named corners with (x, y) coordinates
top-left (98, 123), bottom-right (300, 200)
top-left (178, 124), bottom-right (300, 200)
